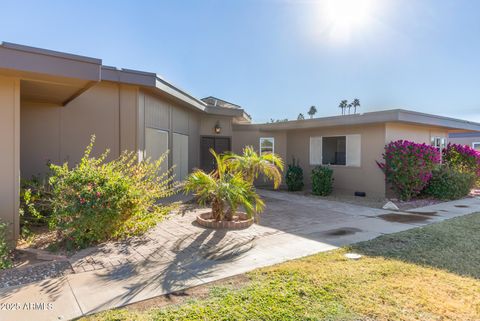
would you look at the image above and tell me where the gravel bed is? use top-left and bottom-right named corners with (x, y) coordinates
top-left (0, 260), bottom-right (74, 289)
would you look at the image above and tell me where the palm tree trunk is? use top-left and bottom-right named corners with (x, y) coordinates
top-left (212, 198), bottom-right (224, 221)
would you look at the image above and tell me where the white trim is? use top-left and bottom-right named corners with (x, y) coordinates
top-left (259, 137), bottom-right (275, 155)
top-left (309, 136), bottom-right (323, 165)
top-left (472, 142), bottom-right (480, 151)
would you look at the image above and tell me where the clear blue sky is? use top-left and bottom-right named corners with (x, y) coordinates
top-left (1, 0), bottom-right (479, 123)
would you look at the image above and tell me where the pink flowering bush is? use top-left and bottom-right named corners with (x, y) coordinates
top-left (378, 140), bottom-right (441, 200)
top-left (443, 143), bottom-right (480, 183)
top-left (49, 136), bottom-right (176, 249)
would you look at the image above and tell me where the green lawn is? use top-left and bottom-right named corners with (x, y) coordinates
top-left (83, 213), bottom-right (480, 321)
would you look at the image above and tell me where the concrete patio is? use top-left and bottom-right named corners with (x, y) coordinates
top-left (1, 190), bottom-right (480, 321)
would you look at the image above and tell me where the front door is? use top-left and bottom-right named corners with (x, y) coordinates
top-left (200, 136), bottom-right (231, 172)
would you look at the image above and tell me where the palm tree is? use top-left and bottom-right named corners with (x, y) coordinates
top-left (184, 149), bottom-right (264, 221)
top-left (307, 105), bottom-right (317, 119)
top-left (347, 103), bottom-right (352, 115)
top-left (226, 146), bottom-right (284, 189)
top-left (339, 100), bottom-right (348, 115)
top-left (352, 98), bottom-right (360, 114)
top-left (297, 113), bottom-right (305, 120)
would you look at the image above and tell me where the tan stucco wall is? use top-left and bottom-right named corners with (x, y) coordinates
top-left (285, 124), bottom-right (387, 197)
top-left (385, 122), bottom-right (448, 144)
top-left (449, 136), bottom-right (480, 150)
top-left (21, 82), bottom-right (138, 178)
top-left (0, 76), bottom-right (20, 242)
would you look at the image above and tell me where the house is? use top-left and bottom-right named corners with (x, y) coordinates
top-left (1, 42), bottom-right (480, 242)
top-left (449, 132), bottom-right (480, 151)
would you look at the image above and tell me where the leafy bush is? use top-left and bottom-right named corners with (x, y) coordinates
top-left (443, 143), bottom-right (480, 185)
top-left (0, 222), bottom-right (12, 269)
top-left (312, 166), bottom-right (334, 196)
top-left (425, 166), bottom-right (475, 200)
top-left (378, 140), bottom-right (440, 201)
top-left (48, 136), bottom-right (176, 249)
top-left (285, 157), bottom-right (304, 191)
top-left (20, 176), bottom-right (52, 237)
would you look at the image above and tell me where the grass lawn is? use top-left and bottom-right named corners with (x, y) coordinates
top-left (83, 213), bottom-right (480, 321)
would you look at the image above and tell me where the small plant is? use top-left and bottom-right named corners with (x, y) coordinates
top-left (378, 140), bottom-right (440, 201)
top-left (184, 149), bottom-right (265, 221)
top-left (0, 221), bottom-right (12, 269)
top-left (48, 136), bottom-right (177, 249)
top-left (312, 166), bottom-right (334, 196)
top-left (285, 157), bottom-right (304, 191)
top-left (424, 166), bottom-right (475, 200)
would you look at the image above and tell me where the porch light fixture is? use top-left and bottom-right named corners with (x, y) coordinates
top-left (214, 122), bottom-right (221, 134)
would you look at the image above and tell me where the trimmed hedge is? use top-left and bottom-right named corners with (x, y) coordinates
top-left (425, 166), bottom-right (475, 200)
top-left (285, 157), bottom-right (304, 191)
top-left (312, 166), bottom-right (334, 196)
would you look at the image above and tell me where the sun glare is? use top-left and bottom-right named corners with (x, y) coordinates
top-left (321, 0), bottom-right (378, 43)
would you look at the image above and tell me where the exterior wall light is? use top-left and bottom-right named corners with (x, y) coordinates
top-left (214, 122), bottom-right (221, 134)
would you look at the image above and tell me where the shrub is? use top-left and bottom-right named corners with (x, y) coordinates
top-left (312, 166), bottom-right (334, 196)
top-left (20, 176), bottom-right (52, 237)
top-left (379, 140), bottom-right (440, 201)
top-left (285, 157), bottom-right (304, 191)
top-left (443, 143), bottom-right (480, 185)
top-left (48, 136), bottom-right (176, 249)
top-left (0, 222), bottom-right (12, 269)
top-left (425, 166), bottom-right (475, 200)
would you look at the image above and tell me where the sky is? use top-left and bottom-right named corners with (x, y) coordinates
top-left (1, 0), bottom-right (479, 123)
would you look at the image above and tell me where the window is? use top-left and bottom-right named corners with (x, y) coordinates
top-left (309, 135), bottom-right (361, 167)
top-left (473, 142), bottom-right (480, 151)
top-left (322, 136), bottom-right (346, 165)
top-left (431, 137), bottom-right (446, 151)
top-left (260, 137), bottom-right (274, 155)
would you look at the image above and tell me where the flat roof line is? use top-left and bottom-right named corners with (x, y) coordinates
top-left (1, 42), bottom-right (102, 65)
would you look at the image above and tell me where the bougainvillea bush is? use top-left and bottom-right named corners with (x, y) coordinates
top-left (443, 143), bottom-right (480, 185)
top-left (49, 136), bottom-right (177, 249)
top-left (378, 140), bottom-right (441, 200)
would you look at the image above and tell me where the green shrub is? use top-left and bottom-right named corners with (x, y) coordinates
top-left (443, 143), bottom-right (480, 186)
top-left (312, 166), bottom-right (334, 196)
top-left (424, 166), bottom-right (475, 200)
top-left (0, 222), bottom-right (12, 269)
top-left (48, 136), bottom-right (177, 249)
top-left (285, 157), bottom-right (304, 191)
top-left (20, 176), bottom-right (52, 237)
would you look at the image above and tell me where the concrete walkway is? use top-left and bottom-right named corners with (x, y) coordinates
top-left (1, 191), bottom-right (480, 321)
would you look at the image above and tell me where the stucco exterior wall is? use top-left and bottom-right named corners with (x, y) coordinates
top-left (286, 124), bottom-right (387, 197)
top-left (449, 136), bottom-right (480, 150)
top-left (21, 82), bottom-right (138, 178)
top-left (385, 122), bottom-right (448, 144)
top-left (0, 76), bottom-right (20, 242)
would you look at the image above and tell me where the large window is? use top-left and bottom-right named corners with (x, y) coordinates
top-left (310, 135), bottom-right (361, 167)
top-left (260, 137), bottom-right (274, 155)
top-left (473, 142), bottom-right (480, 151)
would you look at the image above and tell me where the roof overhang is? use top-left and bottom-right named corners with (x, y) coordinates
top-left (233, 109), bottom-right (480, 132)
top-left (0, 42), bottom-right (102, 105)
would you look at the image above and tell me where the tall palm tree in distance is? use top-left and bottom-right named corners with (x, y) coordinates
top-left (308, 106), bottom-right (317, 119)
top-left (352, 98), bottom-right (360, 114)
top-left (339, 100), bottom-right (348, 115)
top-left (347, 103), bottom-right (352, 115)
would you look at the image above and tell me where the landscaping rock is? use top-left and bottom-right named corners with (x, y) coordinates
top-left (383, 201), bottom-right (400, 211)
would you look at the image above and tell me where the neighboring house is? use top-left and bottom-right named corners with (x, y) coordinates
top-left (1, 42), bottom-right (480, 241)
top-left (449, 132), bottom-right (480, 151)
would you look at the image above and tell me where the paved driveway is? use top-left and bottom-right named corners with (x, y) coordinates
top-left (1, 190), bottom-right (480, 321)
